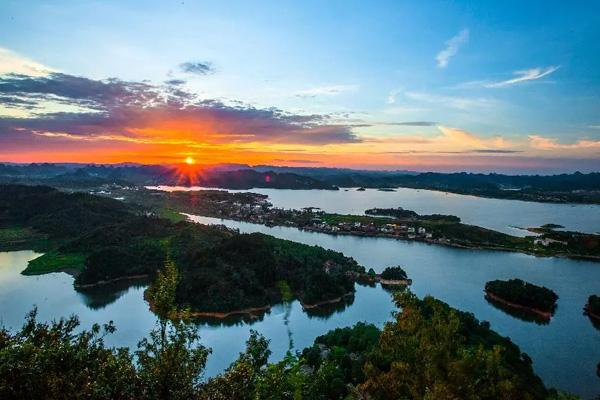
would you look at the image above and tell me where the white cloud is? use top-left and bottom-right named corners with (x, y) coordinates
top-left (484, 66), bottom-right (559, 88)
top-left (436, 29), bottom-right (469, 68)
top-left (386, 88), bottom-right (402, 104)
top-left (295, 85), bottom-right (358, 98)
top-left (0, 47), bottom-right (56, 76)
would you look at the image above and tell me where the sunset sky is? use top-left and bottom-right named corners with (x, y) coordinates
top-left (1, 1), bottom-right (599, 173)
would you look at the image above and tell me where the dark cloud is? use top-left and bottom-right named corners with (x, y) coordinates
top-left (272, 159), bottom-right (322, 164)
top-left (473, 149), bottom-right (522, 154)
top-left (386, 121), bottom-right (437, 126)
top-left (0, 72), bottom-right (359, 147)
top-left (179, 61), bottom-right (215, 75)
top-left (164, 79), bottom-right (186, 86)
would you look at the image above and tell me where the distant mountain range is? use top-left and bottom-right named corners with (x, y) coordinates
top-left (1, 163), bottom-right (599, 203)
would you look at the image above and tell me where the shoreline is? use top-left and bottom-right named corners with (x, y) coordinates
top-left (186, 213), bottom-right (600, 263)
top-left (75, 274), bottom-right (150, 289)
top-left (378, 278), bottom-right (412, 286)
top-left (145, 289), bottom-right (356, 320)
top-left (484, 291), bottom-right (554, 320)
top-left (300, 291), bottom-right (354, 309)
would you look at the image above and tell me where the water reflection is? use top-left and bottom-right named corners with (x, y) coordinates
top-left (304, 293), bottom-right (355, 319)
top-left (484, 294), bottom-right (552, 325)
top-left (76, 279), bottom-right (151, 310)
top-left (184, 214), bottom-right (600, 399)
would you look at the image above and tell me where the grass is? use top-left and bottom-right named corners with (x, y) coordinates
top-left (23, 252), bottom-right (86, 275)
top-left (158, 208), bottom-right (187, 222)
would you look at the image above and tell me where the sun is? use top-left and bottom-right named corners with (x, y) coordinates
top-left (184, 156), bottom-right (195, 165)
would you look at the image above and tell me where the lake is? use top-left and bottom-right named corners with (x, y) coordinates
top-left (2, 188), bottom-right (600, 398)
top-left (149, 185), bottom-right (600, 236)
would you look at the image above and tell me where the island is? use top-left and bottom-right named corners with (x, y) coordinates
top-left (584, 295), bottom-right (600, 322)
top-left (484, 279), bottom-right (559, 320)
top-left (0, 184), bottom-right (365, 317)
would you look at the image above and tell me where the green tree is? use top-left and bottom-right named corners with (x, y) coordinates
top-left (136, 322), bottom-right (210, 400)
top-left (200, 330), bottom-right (271, 400)
top-left (358, 289), bottom-right (550, 400)
top-left (0, 309), bottom-right (138, 400)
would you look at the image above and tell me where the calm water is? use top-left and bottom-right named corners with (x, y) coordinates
top-left (0, 251), bottom-right (395, 382)
top-left (150, 185), bottom-right (600, 236)
top-left (2, 189), bottom-right (600, 397)
top-left (189, 215), bottom-right (600, 399)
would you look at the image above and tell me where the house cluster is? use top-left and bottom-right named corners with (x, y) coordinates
top-left (306, 219), bottom-right (433, 240)
top-left (533, 237), bottom-right (568, 247)
top-left (211, 199), bottom-right (437, 242)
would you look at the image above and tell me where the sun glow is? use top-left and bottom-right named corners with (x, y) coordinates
top-left (185, 156), bottom-right (195, 165)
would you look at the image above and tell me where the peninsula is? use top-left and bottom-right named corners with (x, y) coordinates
top-left (118, 188), bottom-right (600, 262)
top-left (0, 185), bottom-right (366, 317)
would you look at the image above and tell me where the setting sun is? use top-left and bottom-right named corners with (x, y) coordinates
top-left (185, 156), bottom-right (195, 165)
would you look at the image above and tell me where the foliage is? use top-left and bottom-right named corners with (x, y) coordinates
top-left (0, 292), bottom-right (576, 400)
top-left (76, 240), bottom-right (167, 286)
top-left (485, 279), bottom-right (559, 313)
top-left (174, 232), bottom-right (361, 312)
top-left (199, 330), bottom-right (271, 400)
top-left (146, 258), bottom-right (180, 318)
top-left (358, 289), bottom-right (551, 399)
top-left (136, 322), bottom-right (210, 400)
top-left (0, 309), bottom-right (138, 400)
top-left (380, 266), bottom-right (408, 280)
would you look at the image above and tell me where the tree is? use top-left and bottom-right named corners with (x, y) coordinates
top-left (136, 322), bottom-right (210, 400)
top-left (358, 289), bottom-right (550, 400)
top-left (0, 309), bottom-right (138, 400)
top-left (199, 330), bottom-right (271, 400)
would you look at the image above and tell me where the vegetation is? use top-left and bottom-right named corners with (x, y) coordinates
top-left (366, 207), bottom-right (461, 223)
top-left (0, 226), bottom-right (51, 251)
top-left (379, 266), bottom-right (408, 281)
top-left (0, 184), bottom-right (362, 314)
top-left (22, 251), bottom-right (86, 275)
top-left (172, 233), bottom-right (362, 312)
top-left (0, 290), bottom-right (575, 399)
top-left (485, 279), bottom-right (559, 314)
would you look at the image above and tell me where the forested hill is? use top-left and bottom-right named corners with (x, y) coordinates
top-left (0, 185), bottom-right (363, 313)
top-left (0, 163), bottom-right (337, 190)
top-left (314, 171), bottom-right (600, 203)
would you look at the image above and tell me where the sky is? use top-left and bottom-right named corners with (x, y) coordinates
top-left (0, 0), bottom-right (599, 173)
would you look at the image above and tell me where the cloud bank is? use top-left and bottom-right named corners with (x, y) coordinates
top-left (0, 72), bottom-right (360, 151)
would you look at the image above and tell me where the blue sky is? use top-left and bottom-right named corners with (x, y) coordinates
top-left (0, 0), bottom-right (599, 172)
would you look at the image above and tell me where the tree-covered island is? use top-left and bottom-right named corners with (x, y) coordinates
top-left (0, 185), bottom-right (365, 316)
top-left (485, 279), bottom-right (559, 320)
